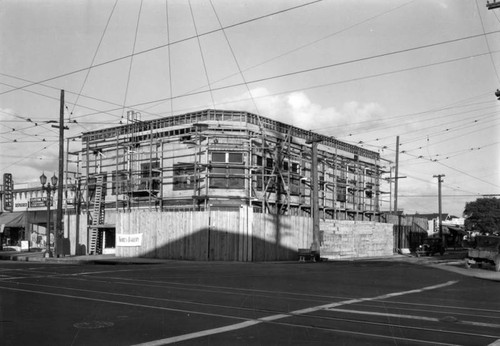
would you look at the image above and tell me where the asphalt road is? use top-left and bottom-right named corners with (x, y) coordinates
top-left (0, 259), bottom-right (499, 346)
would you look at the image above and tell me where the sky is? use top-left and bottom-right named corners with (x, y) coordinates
top-left (1, 0), bottom-right (499, 216)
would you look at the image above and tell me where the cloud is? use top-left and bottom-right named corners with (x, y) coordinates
top-left (219, 87), bottom-right (386, 137)
top-left (0, 107), bottom-right (61, 183)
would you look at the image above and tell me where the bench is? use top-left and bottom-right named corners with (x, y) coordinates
top-left (298, 248), bottom-right (318, 262)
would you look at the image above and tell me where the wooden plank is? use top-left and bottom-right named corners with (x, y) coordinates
top-left (113, 210), bottom-right (318, 262)
top-left (247, 207), bottom-right (253, 262)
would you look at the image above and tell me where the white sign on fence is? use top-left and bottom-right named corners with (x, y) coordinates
top-left (21, 240), bottom-right (29, 251)
top-left (117, 233), bottom-right (143, 247)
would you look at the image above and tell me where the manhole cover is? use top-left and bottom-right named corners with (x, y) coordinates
top-left (73, 321), bottom-right (114, 329)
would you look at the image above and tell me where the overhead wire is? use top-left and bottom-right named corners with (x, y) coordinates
top-left (69, 0), bottom-right (118, 119)
top-left (0, 1), bottom-right (326, 126)
top-left (347, 121), bottom-right (500, 168)
top-left (475, 0), bottom-right (500, 84)
top-left (1, 142), bottom-right (58, 170)
top-left (0, 74), bottom-right (164, 122)
top-left (339, 130), bottom-right (500, 194)
top-left (401, 115), bottom-right (500, 153)
top-left (0, 0), bottom-right (324, 97)
top-left (1, 2), bottom-right (498, 195)
top-left (165, 0), bottom-right (174, 116)
top-left (332, 98), bottom-right (499, 144)
top-left (44, 0), bottom-right (422, 114)
top-left (492, 7), bottom-right (500, 25)
top-left (2, 1), bottom-right (498, 210)
top-left (188, 0), bottom-right (216, 109)
top-left (2, 27), bottom-right (498, 132)
top-left (208, 0), bottom-right (261, 115)
top-left (391, 109), bottom-right (499, 148)
top-left (121, 0), bottom-right (144, 121)
top-left (63, 41), bottom-right (500, 120)
top-left (2, 55), bottom-right (496, 149)
top-left (144, 0), bottom-right (417, 112)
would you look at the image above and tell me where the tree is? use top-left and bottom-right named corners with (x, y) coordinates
top-left (463, 198), bottom-right (500, 235)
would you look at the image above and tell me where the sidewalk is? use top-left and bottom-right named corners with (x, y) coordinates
top-left (389, 250), bottom-right (500, 282)
top-left (0, 249), bottom-right (171, 265)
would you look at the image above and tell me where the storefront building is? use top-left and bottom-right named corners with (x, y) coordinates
top-left (0, 182), bottom-right (76, 251)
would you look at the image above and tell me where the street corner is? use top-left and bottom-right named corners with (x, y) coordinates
top-left (0, 249), bottom-right (44, 262)
top-left (429, 258), bottom-right (500, 282)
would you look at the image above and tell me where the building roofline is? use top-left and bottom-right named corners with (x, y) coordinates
top-left (81, 109), bottom-right (380, 159)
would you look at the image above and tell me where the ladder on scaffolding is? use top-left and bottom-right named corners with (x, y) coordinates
top-left (89, 174), bottom-right (105, 255)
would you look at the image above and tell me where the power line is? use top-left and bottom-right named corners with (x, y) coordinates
top-left (2, 37), bottom-right (498, 133)
top-left (69, 0), bottom-right (119, 117)
top-left (174, 0), bottom-right (417, 104)
top-left (121, 0), bottom-right (143, 120)
top-left (1, 143), bottom-right (57, 170)
top-left (333, 98), bottom-right (499, 144)
top-left (0, 76), bottom-right (163, 122)
top-left (209, 0), bottom-right (261, 115)
top-left (0, 0), bottom-right (323, 97)
top-left (476, 0), bottom-right (500, 84)
top-left (188, 0), bottom-right (215, 109)
top-left (165, 0), bottom-right (174, 116)
top-left (206, 31), bottom-right (500, 94)
top-left (66, 43), bottom-right (500, 121)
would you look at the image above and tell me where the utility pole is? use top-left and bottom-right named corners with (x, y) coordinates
top-left (433, 174), bottom-right (445, 245)
top-left (394, 136), bottom-right (400, 214)
top-left (52, 90), bottom-right (66, 257)
top-left (57, 90), bottom-right (64, 256)
top-left (389, 167), bottom-right (393, 213)
top-left (307, 137), bottom-right (322, 257)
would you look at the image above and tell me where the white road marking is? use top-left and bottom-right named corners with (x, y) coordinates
top-left (132, 280), bottom-right (459, 345)
top-left (0, 285), bottom-right (247, 321)
top-left (131, 321), bottom-right (261, 346)
top-left (0, 279), bottom-right (467, 345)
top-left (326, 308), bottom-right (500, 329)
top-left (0, 267), bottom-right (149, 281)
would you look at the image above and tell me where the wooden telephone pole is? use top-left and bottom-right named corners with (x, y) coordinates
top-left (54, 90), bottom-right (65, 256)
top-left (433, 174), bottom-right (445, 244)
top-left (394, 136), bottom-right (400, 214)
top-left (307, 138), bottom-right (322, 255)
top-left (390, 136), bottom-right (406, 214)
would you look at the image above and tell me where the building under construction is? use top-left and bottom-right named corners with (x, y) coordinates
top-left (75, 109), bottom-right (384, 254)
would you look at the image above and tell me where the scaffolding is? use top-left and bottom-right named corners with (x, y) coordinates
top-left (75, 109), bottom-right (383, 235)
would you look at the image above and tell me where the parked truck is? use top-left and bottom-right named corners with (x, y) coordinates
top-left (464, 235), bottom-right (500, 272)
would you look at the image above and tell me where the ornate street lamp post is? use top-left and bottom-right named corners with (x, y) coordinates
top-left (40, 173), bottom-right (58, 258)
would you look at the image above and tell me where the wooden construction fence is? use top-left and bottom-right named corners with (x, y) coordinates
top-left (384, 214), bottom-right (428, 251)
top-left (65, 209), bottom-right (407, 260)
top-left (115, 207), bottom-right (313, 261)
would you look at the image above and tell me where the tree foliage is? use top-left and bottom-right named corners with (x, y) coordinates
top-left (463, 198), bottom-right (500, 235)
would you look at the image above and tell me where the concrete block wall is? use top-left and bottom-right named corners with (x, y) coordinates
top-left (320, 220), bottom-right (393, 260)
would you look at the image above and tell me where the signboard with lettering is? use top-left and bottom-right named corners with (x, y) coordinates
top-left (3, 173), bottom-right (13, 212)
top-left (15, 202), bottom-right (29, 209)
top-left (30, 197), bottom-right (52, 208)
top-left (116, 233), bottom-right (143, 247)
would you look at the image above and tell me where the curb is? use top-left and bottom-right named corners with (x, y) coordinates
top-left (1, 251), bottom-right (499, 281)
top-left (0, 252), bottom-right (173, 265)
top-left (0, 253), bottom-right (88, 264)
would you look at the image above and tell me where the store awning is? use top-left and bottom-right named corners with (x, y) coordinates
top-left (28, 210), bottom-right (55, 224)
top-left (446, 225), bottom-right (467, 235)
top-left (0, 211), bottom-right (27, 228)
